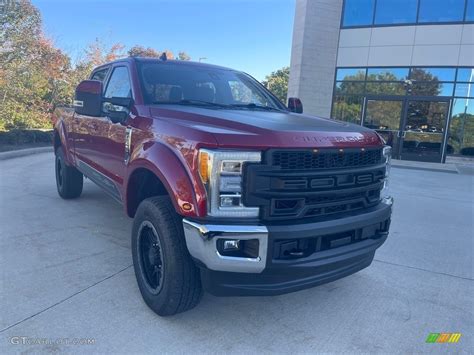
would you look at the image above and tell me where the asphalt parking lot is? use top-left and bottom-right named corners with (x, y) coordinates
top-left (0, 152), bottom-right (472, 353)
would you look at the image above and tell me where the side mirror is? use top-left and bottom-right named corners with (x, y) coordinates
top-left (74, 80), bottom-right (103, 116)
top-left (103, 97), bottom-right (134, 124)
top-left (288, 97), bottom-right (303, 114)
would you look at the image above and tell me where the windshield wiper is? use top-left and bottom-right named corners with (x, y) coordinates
top-left (228, 103), bottom-right (282, 112)
top-left (153, 99), bottom-right (229, 108)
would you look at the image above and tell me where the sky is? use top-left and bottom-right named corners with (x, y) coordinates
top-left (32, 0), bottom-right (296, 80)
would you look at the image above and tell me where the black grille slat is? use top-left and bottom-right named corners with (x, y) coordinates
top-left (243, 147), bottom-right (385, 221)
top-left (271, 149), bottom-right (382, 170)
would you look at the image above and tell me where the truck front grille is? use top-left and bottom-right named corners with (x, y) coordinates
top-left (272, 149), bottom-right (382, 170)
top-left (243, 148), bottom-right (385, 221)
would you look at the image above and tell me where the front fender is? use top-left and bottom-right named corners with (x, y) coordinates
top-left (125, 141), bottom-right (207, 218)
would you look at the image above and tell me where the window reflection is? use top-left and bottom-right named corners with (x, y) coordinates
top-left (448, 98), bottom-right (474, 155)
top-left (342, 0), bottom-right (375, 27)
top-left (342, 0), bottom-right (471, 27)
top-left (410, 83), bottom-right (454, 97)
top-left (410, 68), bottom-right (456, 82)
top-left (332, 66), bottom-right (474, 158)
top-left (457, 68), bottom-right (474, 82)
top-left (467, 0), bottom-right (474, 21)
top-left (454, 84), bottom-right (474, 98)
top-left (332, 96), bottom-right (363, 124)
top-left (418, 0), bottom-right (465, 22)
top-left (336, 68), bottom-right (366, 81)
top-left (374, 0), bottom-right (417, 24)
top-left (366, 82), bottom-right (406, 95)
top-left (335, 82), bottom-right (365, 95)
top-left (367, 68), bottom-right (409, 81)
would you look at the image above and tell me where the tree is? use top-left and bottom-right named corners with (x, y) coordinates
top-left (127, 45), bottom-right (190, 60)
top-left (262, 67), bottom-right (289, 103)
top-left (128, 45), bottom-right (161, 58)
top-left (85, 38), bottom-right (126, 66)
top-left (177, 51), bottom-right (191, 61)
top-left (0, 0), bottom-right (72, 130)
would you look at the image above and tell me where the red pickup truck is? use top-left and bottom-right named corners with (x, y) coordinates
top-left (52, 57), bottom-right (393, 316)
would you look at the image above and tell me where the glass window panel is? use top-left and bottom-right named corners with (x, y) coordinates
top-left (336, 68), bottom-right (366, 81)
top-left (418, 0), bottom-right (465, 23)
top-left (455, 83), bottom-right (474, 97)
top-left (448, 98), bottom-right (474, 155)
top-left (363, 99), bottom-right (402, 130)
top-left (367, 68), bottom-right (409, 81)
top-left (332, 95), bottom-right (363, 124)
top-left (342, 0), bottom-right (375, 27)
top-left (335, 81), bottom-right (365, 95)
top-left (410, 83), bottom-right (454, 96)
top-left (410, 67), bottom-right (456, 82)
top-left (366, 82), bottom-right (406, 95)
top-left (374, 0), bottom-right (418, 24)
top-left (457, 68), bottom-right (474, 82)
top-left (466, 0), bottom-right (474, 21)
top-left (104, 67), bottom-right (131, 98)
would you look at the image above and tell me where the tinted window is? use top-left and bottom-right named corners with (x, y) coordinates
top-left (342, 0), bottom-right (375, 27)
top-left (104, 67), bottom-right (131, 98)
top-left (455, 83), bottom-right (474, 97)
top-left (374, 0), bottom-right (418, 24)
top-left (332, 95), bottom-right (363, 124)
top-left (457, 68), bottom-right (474, 82)
top-left (418, 0), bottom-right (465, 22)
top-left (336, 68), bottom-right (366, 81)
top-left (467, 0), bottom-right (474, 21)
top-left (410, 68), bottom-right (456, 82)
top-left (367, 68), bottom-right (409, 81)
top-left (91, 68), bottom-right (109, 82)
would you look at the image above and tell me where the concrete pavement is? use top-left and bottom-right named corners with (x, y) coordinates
top-left (0, 153), bottom-right (472, 353)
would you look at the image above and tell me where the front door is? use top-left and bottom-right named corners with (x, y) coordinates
top-left (362, 97), bottom-right (451, 163)
top-left (399, 99), bottom-right (451, 163)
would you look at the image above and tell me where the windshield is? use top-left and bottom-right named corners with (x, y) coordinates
top-left (137, 62), bottom-right (286, 111)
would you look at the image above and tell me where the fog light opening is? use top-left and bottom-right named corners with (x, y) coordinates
top-left (217, 239), bottom-right (259, 258)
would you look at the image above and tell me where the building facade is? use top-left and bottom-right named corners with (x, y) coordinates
top-left (288, 0), bottom-right (474, 163)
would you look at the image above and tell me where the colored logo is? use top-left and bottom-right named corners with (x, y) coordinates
top-left (426, 333), bottom-right (461, 343)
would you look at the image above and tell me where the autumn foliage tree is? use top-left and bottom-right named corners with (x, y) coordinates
top-left (0, 0), bottom-right (72, 129)
top-left (0, 0), bottom-right (192, 131)
top-left (128, 45), bottom-right (190, 61)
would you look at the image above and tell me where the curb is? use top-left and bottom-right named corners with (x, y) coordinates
top-left (392, 164), bottom-right (459, 174)
top-left (0, 146), bottom-right (53, 161)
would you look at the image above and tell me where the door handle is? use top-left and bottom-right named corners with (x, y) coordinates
top-left (398, 131), bottom-right (406, 138)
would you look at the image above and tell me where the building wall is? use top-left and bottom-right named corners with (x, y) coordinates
top-left (287, 0), bottom-right (343, 118)
top-left (337, 24), bottom-right (474, 68)
top-left (288, 0), bottom-right (474, 117)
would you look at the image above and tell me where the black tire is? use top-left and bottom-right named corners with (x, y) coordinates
top-left (55, 147), bottom-right (83, 199)
top-left (132, 196), bottom-right (202, 316)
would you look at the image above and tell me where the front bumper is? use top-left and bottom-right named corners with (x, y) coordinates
top-left (183, 197), bottom-right (393, 296)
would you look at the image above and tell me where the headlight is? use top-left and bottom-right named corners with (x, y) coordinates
top-left (198, 149), bottom-right (261, 218)
top-left (381, 146), bottom-right (392, 198)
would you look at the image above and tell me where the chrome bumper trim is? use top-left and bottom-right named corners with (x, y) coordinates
top-left (182, 219), bottom-right (268, 273)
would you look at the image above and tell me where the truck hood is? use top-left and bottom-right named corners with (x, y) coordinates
top-left (149, 106), bottom-right (383, 149)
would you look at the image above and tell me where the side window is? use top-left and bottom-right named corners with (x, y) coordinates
top-left (104, 67), bottom-right (132, 98)
top-left (90, 68), bottom-right (109, 82)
